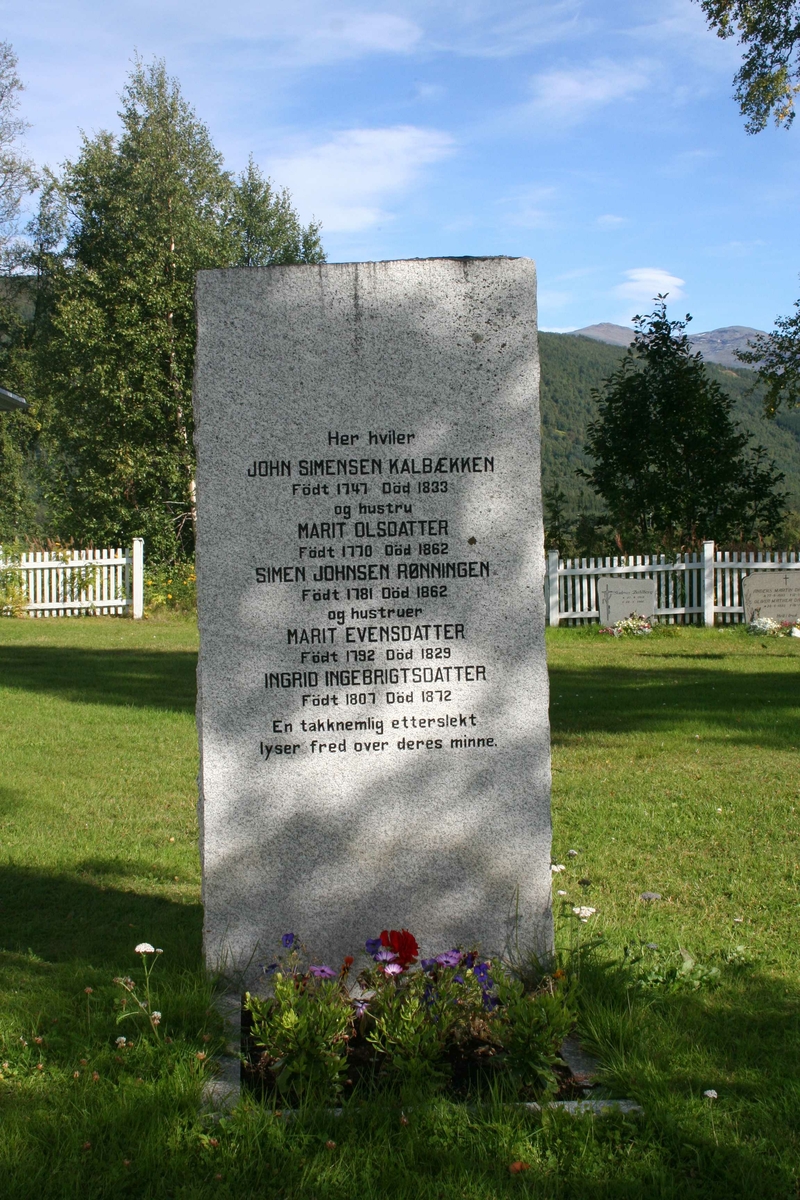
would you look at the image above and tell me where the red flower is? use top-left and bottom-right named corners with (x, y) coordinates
top-left (380, 929), bottom-right (419, 968)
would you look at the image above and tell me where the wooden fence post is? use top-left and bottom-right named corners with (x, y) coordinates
top-left (547, 549), bottom-right (560, 627)
top-left (132, 538), bottom-right (144, 619)
top-left (702, 540), bottom-right (715, 627)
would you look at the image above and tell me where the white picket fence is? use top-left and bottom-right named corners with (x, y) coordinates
top-left (0, 538), bottom-right (144, 618)
top-left (546, 541), bottom-right (800, 626)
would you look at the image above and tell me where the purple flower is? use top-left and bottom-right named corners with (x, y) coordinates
top-left (281, 932), bottom-right (295, 948)
top-left (453, 974), bottom-right (464, 985)
top-left (352, 999), bottom-right (369, 1018)
top-left (464, 952), bottom-right (477, 970)
top-left (383, 962), bottom-right (403, 976)
top-left (365, 937), bottom-right (383, 956)
top-left (374, 948), bottom-right (399, 963)
top-left (435, 950), bottom-right (462, 968)
top-left (308, 964), bottom-right (336, 979)
top-left (473, 961), bottom-right (492, 984)
top-left (420, 957), bottom-right (438, 972)
top-left (482, 989), bottom-right (499, 1011)
top-left (261, 961), bottom-right (278, 976)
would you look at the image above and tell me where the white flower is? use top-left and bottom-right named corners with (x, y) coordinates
top-left (749, 616), bottom-right (781, 636)
top-left (115, 1037), bottom-right (127, 1047)
top-left (551, 864), bottom-right (566, 873)
top-left (150, 1012), bottom-right (161, 1026)
top-left (573, 906), bottom-right (596, 920)
top-left (703, 1089), bottom-right (717, 1100)
top-left (135, 943), bottom-right (155, 955)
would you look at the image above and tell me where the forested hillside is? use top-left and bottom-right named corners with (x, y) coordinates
top-left (539, 333), bottom-right (800, 517)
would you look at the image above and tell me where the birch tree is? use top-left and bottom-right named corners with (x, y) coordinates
top-left (40, 58), bottom-right (323, 560)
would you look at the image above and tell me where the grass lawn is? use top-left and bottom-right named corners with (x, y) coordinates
top-left (0, 617), bottom-right (797, 1198)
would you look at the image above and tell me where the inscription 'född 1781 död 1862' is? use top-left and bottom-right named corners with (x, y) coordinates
top-left (193, 257), bottom-right (554, 985)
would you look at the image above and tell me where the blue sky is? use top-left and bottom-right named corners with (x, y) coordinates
top-left (4, 0), bottom-right (799, 332)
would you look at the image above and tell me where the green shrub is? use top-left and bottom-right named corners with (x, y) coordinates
top-left (144, 560), bottom-right (197, 614)
top-left (245, 930), bottom-right (574, 1105)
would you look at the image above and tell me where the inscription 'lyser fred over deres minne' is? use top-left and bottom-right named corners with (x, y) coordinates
top-left (193, 256), bottom-right (553, 984)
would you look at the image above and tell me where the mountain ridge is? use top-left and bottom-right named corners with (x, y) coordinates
top-left (538, 332), bottom-right (800, 516)
top-left (568, 322), bottom-right (765, 369)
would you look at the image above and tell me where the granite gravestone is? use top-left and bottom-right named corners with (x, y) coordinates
top-left (193, 257), bottom-right (553, 987)
top-left (596, 576), bottom-right (657, 627)
top-left (741, 570), bottom-right (800, 624)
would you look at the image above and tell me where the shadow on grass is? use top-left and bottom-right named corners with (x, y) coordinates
top-left (0, 865), bottom-right (202, 968)
top-left (549, 664), bottom-right (800, 749)
top-left (0, 645), bottom-right (197, 712)
top-left (575, 953), bottom-right (800, 1198)
top-left (0, 786), bottom-right (26, 817)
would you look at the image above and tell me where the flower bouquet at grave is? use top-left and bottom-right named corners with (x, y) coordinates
top-left (747, 614), bottom-right (800, 637)
top-left (601, 612), bottom-right (653, 637)
top-left (244, 928), bottom-right (574, 1104)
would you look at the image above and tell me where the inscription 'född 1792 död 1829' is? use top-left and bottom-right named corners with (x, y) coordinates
top-left (193, 257), bottom-right (554, 986)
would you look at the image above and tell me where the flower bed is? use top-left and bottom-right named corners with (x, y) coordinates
top-left (243, 930), bottom-right (575, 1104)
top-left (600, 613), bottom-right (653, 637)
top-left (747, 615), bottom-right (800, 637)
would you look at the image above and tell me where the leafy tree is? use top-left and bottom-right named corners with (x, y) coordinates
top-left (698, 0), bottom-right (800, 131)
top-left (36, 58), bottom-right (324, 561)
top-left (0, 41), bottom-right (35, 258)
top-left (737, 294), bottom-right (800, 414)
top-left (229, 155), bottom-right (324, 267)
top-left (0, 41), bottom-right (38, 543)
top-left (543, 485), bottom-right (571, 552)
top-left (580, 298), bottom-right (786, 550)
top-left (0, 298), bottom-right (39, 543)
top-left (698, 4), bottom-right (800, 418)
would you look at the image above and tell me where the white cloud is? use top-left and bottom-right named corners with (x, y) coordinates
top-left (705, 239), bottom-right (766, 259)
top-left (660, 148), bottom-right (718, 178)
top-left (524, 59), bottom-right (651, 126)
top-left (613, 267), bottom-right (686, 302)
top-left (270, 126), bottom-right (455, 232)
top-left (596, 214), bottom-right (626, 229)
top-left (268, 10), bottom-right (423, 65)
top-left (413, 83), bottom-right (446, 101)
top-left (429, 1), bottom-right (590, 58)
top-left (496, 184), bottom-right (558, 229)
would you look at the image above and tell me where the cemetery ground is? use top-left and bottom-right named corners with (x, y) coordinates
top-left (0, 618), bottom-right (797, 1199)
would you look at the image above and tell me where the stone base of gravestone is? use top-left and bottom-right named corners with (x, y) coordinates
top-left (596, 576), bottom-right (657, 628)
top-left (741, 571), bottom-right (800, 624)
top-left (194, 257), bottom-right (553, 988)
